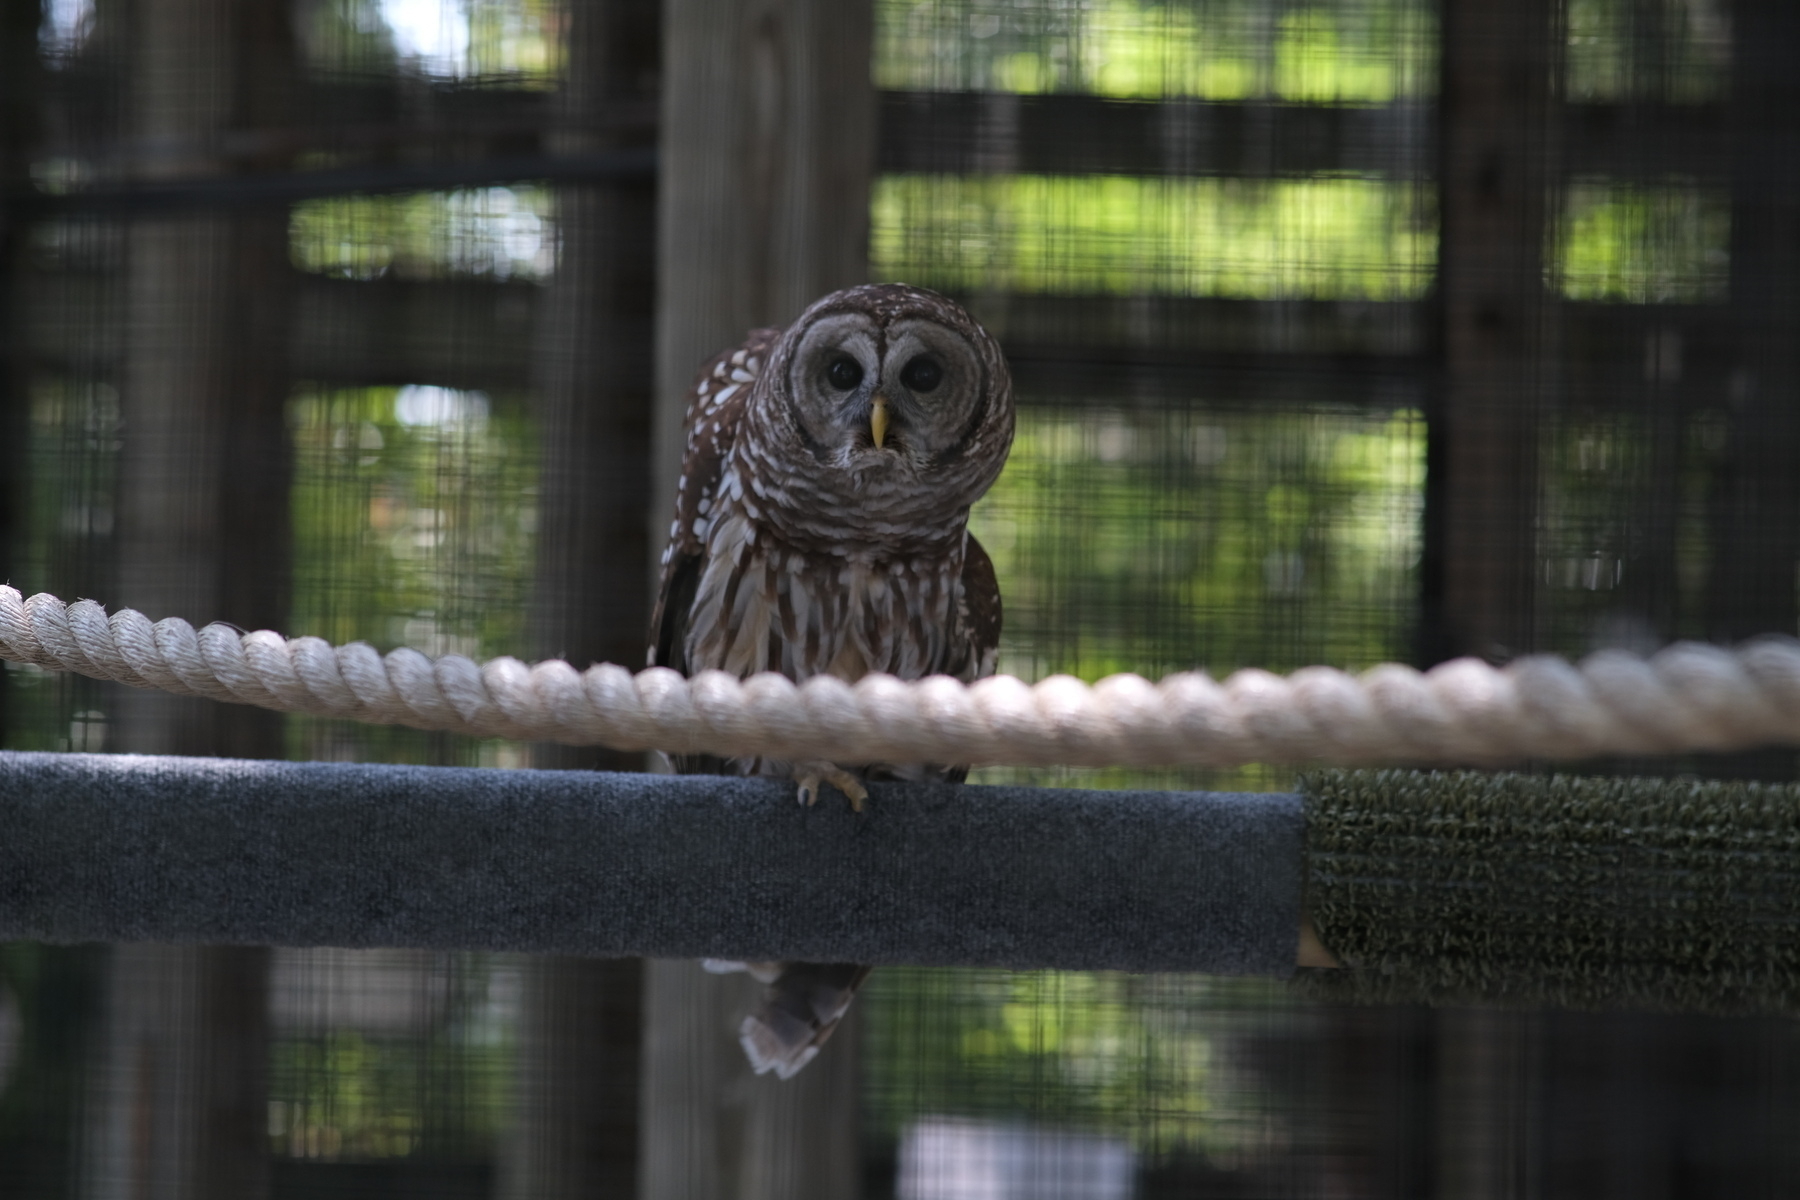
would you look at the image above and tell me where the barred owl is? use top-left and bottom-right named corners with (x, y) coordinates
top-left (648, 283), bottom-right (1016, 1078)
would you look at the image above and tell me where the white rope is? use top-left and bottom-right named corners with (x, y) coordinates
top-left (6, 584), bottom-right (1800, 768)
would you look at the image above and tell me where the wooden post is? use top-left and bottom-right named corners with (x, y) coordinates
top-left (1422, 0), bottom-right (1560, 665)
top-left (1708, 0), bottom-right (1800, 649)
top-left (82, 0), bottom-right (295, 1194)
top-left (505, 1), bottom-right (658, 1196)
top-left (652, 0), bottom-right (874, 516)
top-left (83, 946), bottom-right (272, 1200)
top-left (646, 1), bottom-right (873, 1197)
top-left (1434, 1009), bottom-right (1540, 1200)
top-left (529, 0), bottom-right (660, 699)
top-left (0, 0), bottom-right (38, 742)
top-left (1422, 5), bottom-right (1558, 1197)
top-left (503, 957), bottom-right (648, 1199)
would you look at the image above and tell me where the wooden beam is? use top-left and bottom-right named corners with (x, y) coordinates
top-left (43, 271), bottom-right (1753, 418)
top-left (1560, 101), bottom-right (1729, 180)
top-left (290, 276), bottom-right (548, 391)
top-left (26, 87), bottom-right (1729, 202)
top-left (879, 91), bottom-right (1432, 179)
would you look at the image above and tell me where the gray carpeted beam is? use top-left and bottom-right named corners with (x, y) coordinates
top-left (0, 750), bottom-right (1306, 974)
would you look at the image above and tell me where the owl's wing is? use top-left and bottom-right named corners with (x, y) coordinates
top-left (960, 532), bottom-right (1003, 682)
top-left (648, 327), bottom-right (783, 675)
top-left (909, 533), bottom-right (1005, 788)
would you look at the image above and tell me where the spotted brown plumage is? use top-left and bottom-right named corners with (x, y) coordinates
top-left (647, 283), bottom-right (1016, 1078)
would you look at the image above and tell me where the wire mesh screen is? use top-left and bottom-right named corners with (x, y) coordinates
top-left (266, 949), bottom-right (515, 1164)
top-left (4, 0), bottom-right (1800, 1195)
top-left (867, 2), bottom-right (1431, 1194)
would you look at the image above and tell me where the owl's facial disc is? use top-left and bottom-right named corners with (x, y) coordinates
top-left (877, 321), bottom-right (981, 461)
top-left (789, 314), bottom-right (880, 459)
top-left (787, 312), bottom-right (987, 483)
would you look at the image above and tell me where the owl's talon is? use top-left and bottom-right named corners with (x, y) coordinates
top-left (794, 764), bottom-right (868, 812)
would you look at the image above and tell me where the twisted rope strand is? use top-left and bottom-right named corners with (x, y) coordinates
top-left (6, 585), bottom-right (1800, 768)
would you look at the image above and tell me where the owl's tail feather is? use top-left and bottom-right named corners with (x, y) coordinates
top-left (735, 961), bottom-right (872, 1080)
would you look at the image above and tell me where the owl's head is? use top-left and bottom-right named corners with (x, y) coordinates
top-left (760, 284), bottom-right (1015, 517)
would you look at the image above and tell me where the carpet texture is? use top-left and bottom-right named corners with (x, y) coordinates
top-left (0, 750), bottom-right (1305, 974)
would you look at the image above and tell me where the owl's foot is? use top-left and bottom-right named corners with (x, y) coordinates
top-left (794, 763), bottom-right (869, 812)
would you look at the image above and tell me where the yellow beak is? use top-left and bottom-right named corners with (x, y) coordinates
top-left (871, 394), bottom-right (890, 449)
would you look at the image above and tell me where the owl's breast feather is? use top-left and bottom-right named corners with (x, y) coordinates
top-left (686, 506), bottom-right (972, 687)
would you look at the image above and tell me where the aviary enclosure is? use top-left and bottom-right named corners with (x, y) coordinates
top-left (1, 0), bottom-right (1796, 1196)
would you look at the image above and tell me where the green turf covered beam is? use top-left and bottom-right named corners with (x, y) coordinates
top-left (1301, 769), bottom-right (1800, 1012)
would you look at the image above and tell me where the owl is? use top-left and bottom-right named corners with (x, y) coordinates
top-left (647, 283), bottom-right (1016, 1078)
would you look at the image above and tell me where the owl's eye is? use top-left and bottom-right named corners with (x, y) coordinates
top-left (900, 354), bottom-right (943, 393)
top-left (826, 357), bottom-right (864, 390)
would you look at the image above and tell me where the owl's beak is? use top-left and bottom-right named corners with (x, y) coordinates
top-left (870, 394), bottom-right (891, 449)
